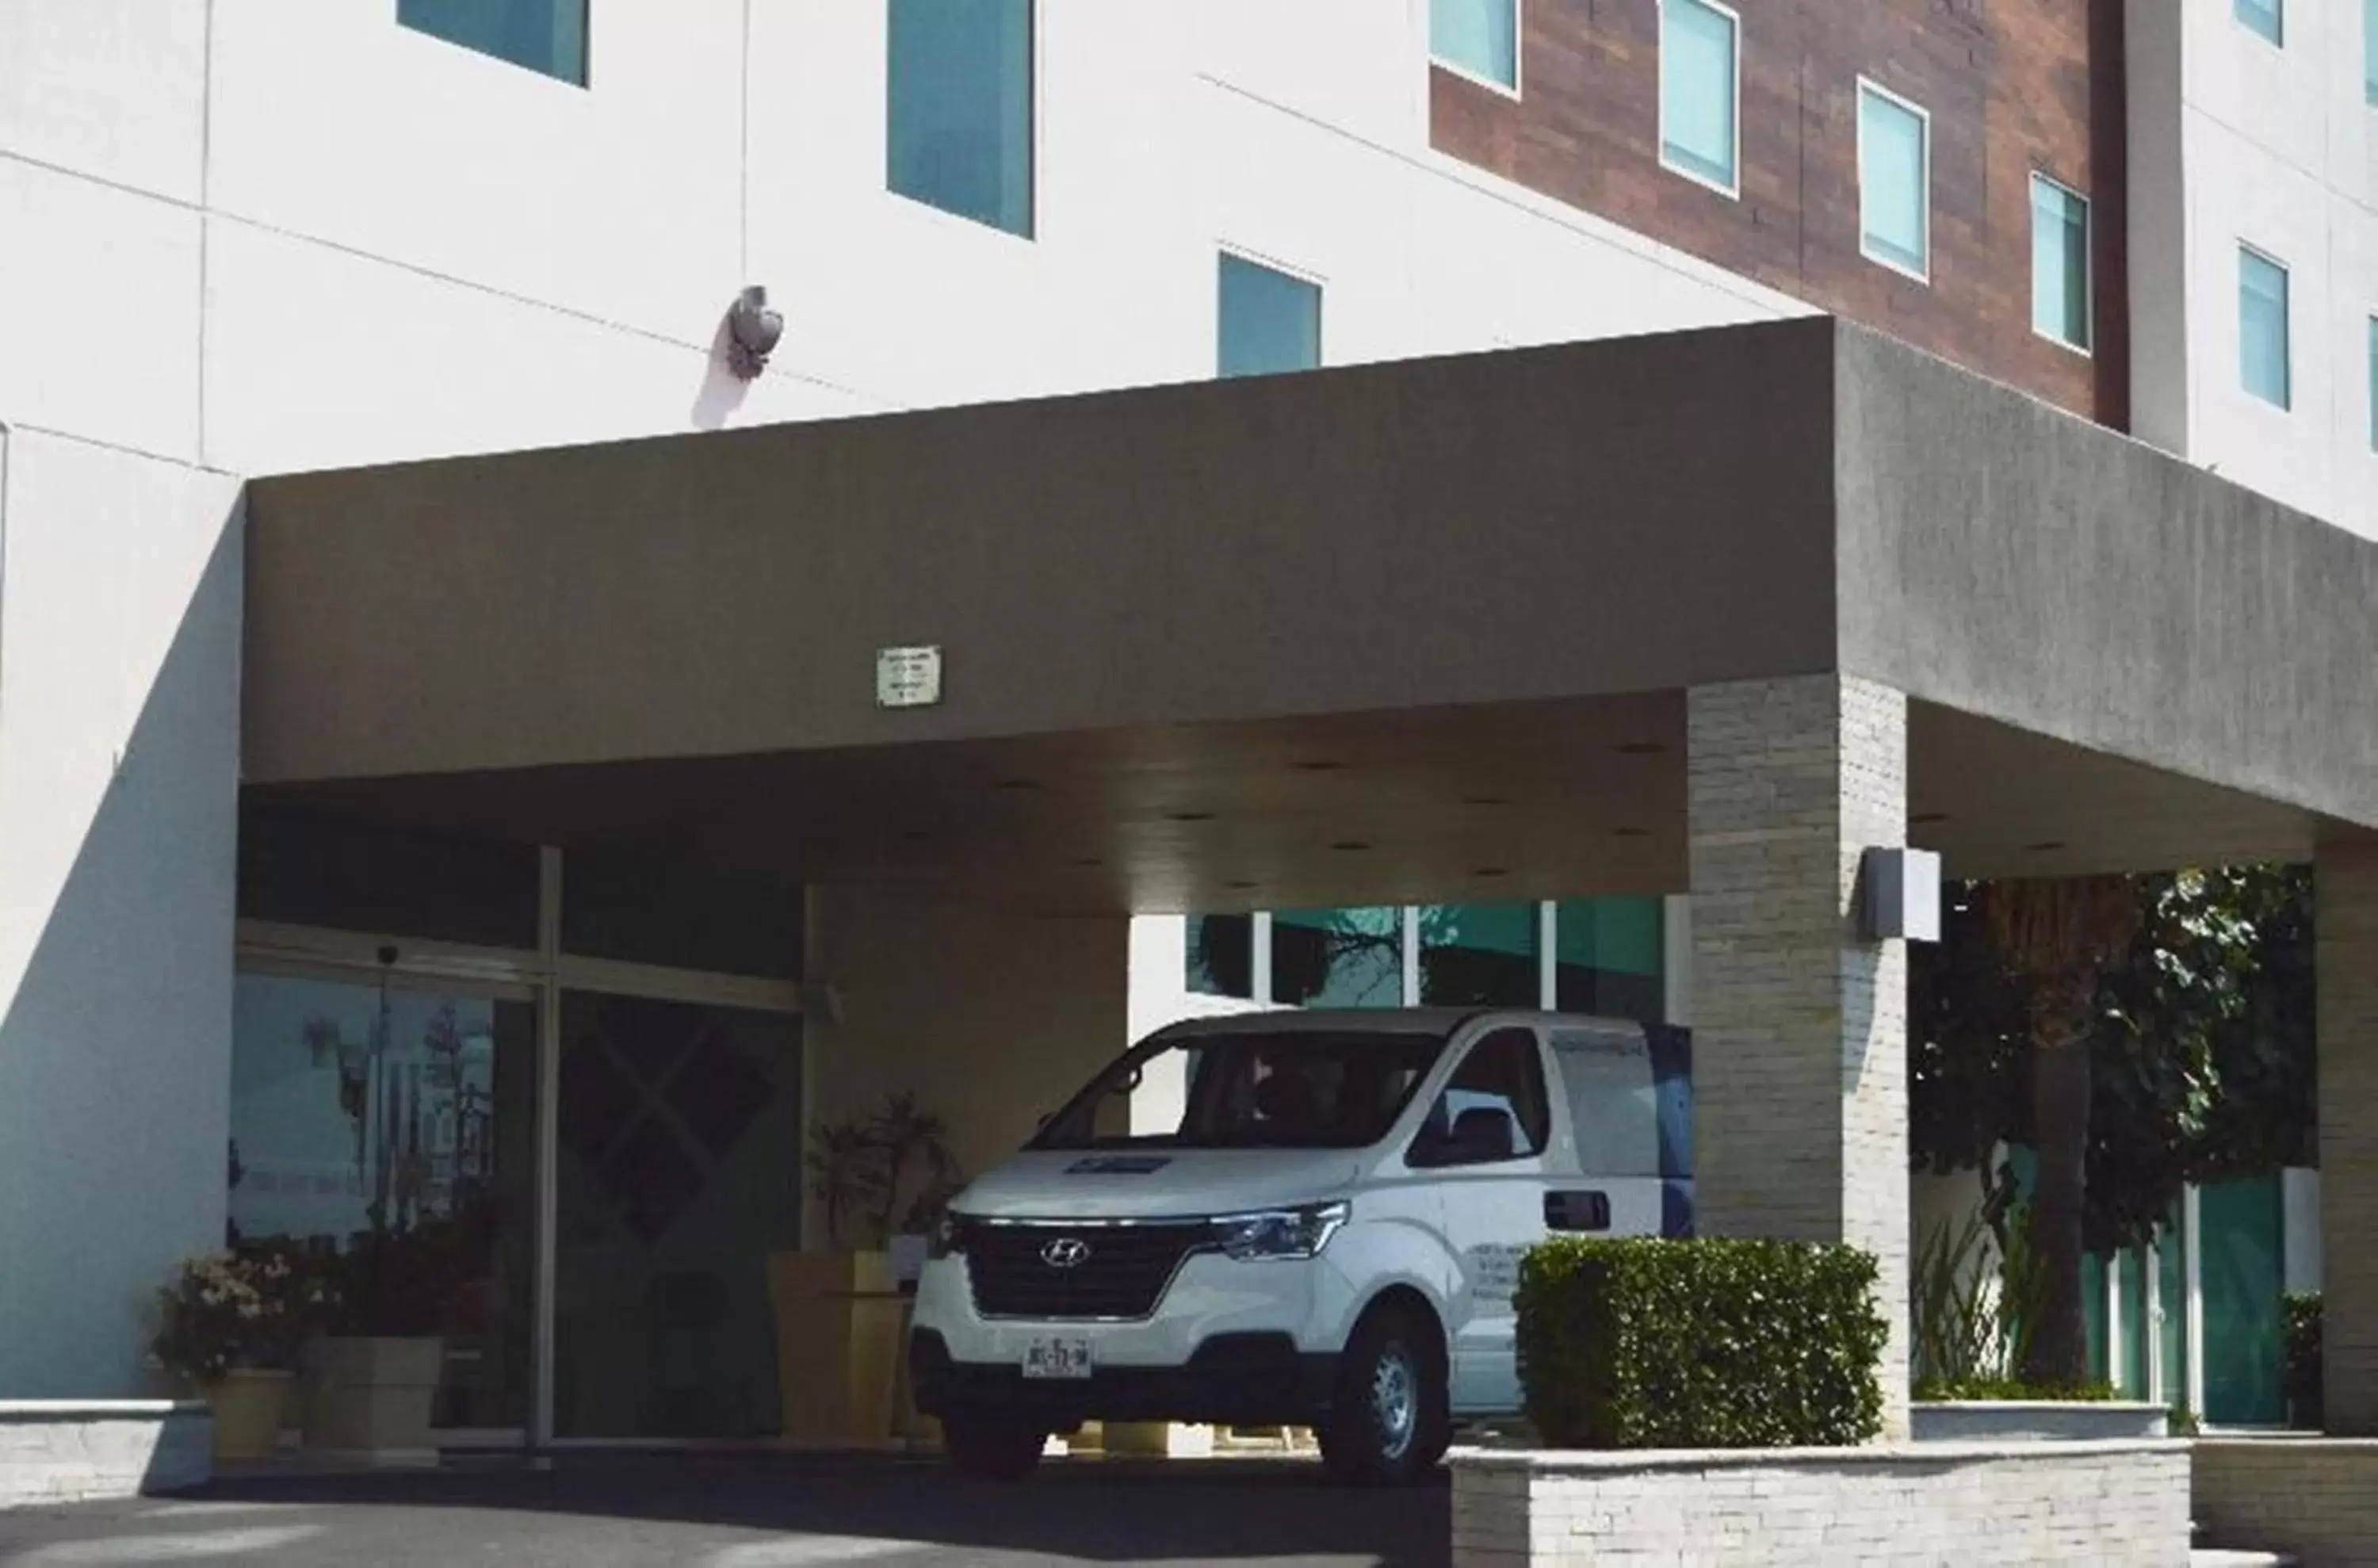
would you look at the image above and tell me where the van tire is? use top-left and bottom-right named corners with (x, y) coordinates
top-left (1318, 1305), bottom-right (1448, 1486)
top-left (943, 1414), bottom-right (1046, 1481)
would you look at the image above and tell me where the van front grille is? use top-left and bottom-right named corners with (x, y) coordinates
top-left (961, 1220), bottom-right (1213, 1321)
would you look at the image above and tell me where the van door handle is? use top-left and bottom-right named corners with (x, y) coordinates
top-left (1544, 1190), bottom-right (1611, 1233)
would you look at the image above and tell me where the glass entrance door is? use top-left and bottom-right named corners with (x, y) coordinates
top-left (552, 991), bottom-right (802, 1439)
top-left (229, 971), bottom-right (538, 1433)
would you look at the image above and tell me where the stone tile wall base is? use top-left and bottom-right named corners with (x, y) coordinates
top-left (0, 1402), bottom-right (212, 1507)
top-left (2195, 1438), bottom-right (2378, 1568)
top-left (1451, 1441), bottom-right (2189, 1566)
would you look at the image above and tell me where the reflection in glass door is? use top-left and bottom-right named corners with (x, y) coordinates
top-left (228, 972), bottom-right (538, 1432)
top-left (553, 992), bottom-right (801, 1439)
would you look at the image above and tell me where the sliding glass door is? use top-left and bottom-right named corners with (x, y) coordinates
top-left (228, 971), bottom-right (538, 1433)
top-left (552, 991), bottom-right (802, 1439)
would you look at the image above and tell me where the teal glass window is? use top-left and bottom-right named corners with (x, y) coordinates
top-left (2366, 0), bottom-right (2376, 103)
top-left (1660, 0), bottom-right (1738, 193)
top-left (1432, 0), bottom-right (1518, 90)
top-left (1418, 903), bottom-right (1539, 1008)
top-left (1553, 897), bottom-right (1665, 1023)
top-left (888, 0), bottom-right (1034, 238)
top-left (1858, 82), bottom-right (1930, 279)
top-left (1218, 254), bottom-right (1321, 379)
top-left (2235, 0), bottom-right (2284, 46)
top-left (2200, 1176), bottom-right (2287, 1425)
top-left (2031, 175), bottom-right (2091, 350)
top-left (1271, 908), bottom-right (1402, 1008)
top-left (1187, 914), bottom-right (1255, 999)
top-left (2239, 247), bottom-right (2292, 410)
top-left (399, 0), bottom-right (587, 84)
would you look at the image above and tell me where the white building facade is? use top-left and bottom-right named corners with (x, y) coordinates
top-left (0, 0), bottom-right (2362, 1424)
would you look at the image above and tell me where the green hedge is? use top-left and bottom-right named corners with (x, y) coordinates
top-left (1516, 1237), bottom-right (1887, 1449)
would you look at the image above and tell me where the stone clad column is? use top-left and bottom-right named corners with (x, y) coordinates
top-left (2319, 839), bottom-right (2378, 1434)
top-left (1688, 675), bottom-right (1911, 1436)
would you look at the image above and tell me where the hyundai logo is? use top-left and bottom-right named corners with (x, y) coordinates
top-left (1040, 1237), bottom-right (1092, 1269)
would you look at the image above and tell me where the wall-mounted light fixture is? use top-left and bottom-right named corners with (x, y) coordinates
top-left (1861, 846), bottom-right (1942, 943)
top-left (724, 285), bottom-right (783, 380)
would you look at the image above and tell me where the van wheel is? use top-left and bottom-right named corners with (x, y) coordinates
top-left (1319, 1306), bottom-right (1448, 1486)
top-left (943, 1414), bottom-right (1046, 1480)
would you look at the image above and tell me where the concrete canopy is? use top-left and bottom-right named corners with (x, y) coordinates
top-left (243, 318), bottom-right (2374, 913)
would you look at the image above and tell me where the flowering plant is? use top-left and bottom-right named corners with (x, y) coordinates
top-left (151, 1244), bottom-right (336, 1382)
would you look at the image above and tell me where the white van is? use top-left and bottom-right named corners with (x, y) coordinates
top-left (908, 1008), bottom-right (1693, 1483)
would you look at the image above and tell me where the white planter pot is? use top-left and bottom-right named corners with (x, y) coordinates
top-left (300, 1336), bottom-right (445, 1461)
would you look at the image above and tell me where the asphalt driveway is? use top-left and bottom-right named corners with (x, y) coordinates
top-left (0, 1455), bottom-right (1450, 1567)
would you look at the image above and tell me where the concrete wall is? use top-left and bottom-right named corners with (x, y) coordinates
top-left (1451, 1441), bottom-right (2192, 1566)
top-left (800, 885), bottom-right (1129, 1246)
top-left (0, 433), bottom-right (243, 1398)
top-left (2196, 1437), bottom-right (2378, 1565)
top-left (0, 1402), bottom-right (211, 1508)
top-left (2125, 0), bottom-right (2378, 539)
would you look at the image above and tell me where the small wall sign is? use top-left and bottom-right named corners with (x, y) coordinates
top-left (876, 644), bottom-right (943, 709)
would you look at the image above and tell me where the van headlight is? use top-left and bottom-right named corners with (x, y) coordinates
top-left (1213, 1200), bottom-right (1349, 1260)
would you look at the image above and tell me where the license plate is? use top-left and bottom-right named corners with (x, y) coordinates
top-left (1022, 1337), bottom-right (1093, 1380)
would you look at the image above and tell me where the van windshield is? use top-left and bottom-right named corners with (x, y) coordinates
top-left (1031, 1028), bottom-right (1451, 1151)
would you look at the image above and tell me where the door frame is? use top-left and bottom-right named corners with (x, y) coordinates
top-left (234, 845), bottom-right (807, 1449)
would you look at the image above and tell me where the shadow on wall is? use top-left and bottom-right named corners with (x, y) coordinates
top-left (0, 498), bottom-right (245, 1399)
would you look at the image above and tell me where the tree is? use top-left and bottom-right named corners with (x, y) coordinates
top-left (1981, 876), bottom-right (2139, 1386)
top-left (1912, 864), bottom-right (2317, 1382)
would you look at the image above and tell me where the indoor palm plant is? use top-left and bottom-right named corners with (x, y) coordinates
top-left (772, 1092), bottom-right (963, 1445)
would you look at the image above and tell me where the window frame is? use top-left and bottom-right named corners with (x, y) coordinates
top-left (2234, 0), bottom-right (2285, 49)
top-left (1856, 77), bottom-right (1933, 285)
top-left (1657, 0), bottom-right (1743, 200)
top-left (2366, 313), bottom-right (2377, 453)
top-left (884, 0), bottom-right (1041, 241)
top-left (1429, 0), bottom-right (1524, 100)
top-left (396, 0), bottom-right (591, 87)
top-left (1215, 245), bottom-right (1327, 381)
top-left (1405, 1026), bottom-right (1551, 1170)
top-left (2028, 172), bottom-right (2094, 358)
top-left (2237, 242), bottom-right (2294, 412)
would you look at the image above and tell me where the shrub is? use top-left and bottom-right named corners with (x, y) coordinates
top-left (2284, 1292), bottom-right (2323, 1429)
top-left (151, 1244), bottom-right (335, 1383)
top-left (1516, 1237), bottom-right (1888, 1449)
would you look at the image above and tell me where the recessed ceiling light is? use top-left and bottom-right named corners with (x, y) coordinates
top-left (1332, 839), bottom-right (1373, 852)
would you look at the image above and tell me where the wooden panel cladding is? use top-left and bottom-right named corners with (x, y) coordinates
top-left (1432, 0), bottom-right (2128, 430)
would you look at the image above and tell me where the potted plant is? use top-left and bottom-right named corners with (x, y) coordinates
top-left (770, 1092), bottom-right (962, 1445)
top-left (152, 1244), bottom-right (331, 1461)
top-left (299, 1217), bottom-right (467, 1460)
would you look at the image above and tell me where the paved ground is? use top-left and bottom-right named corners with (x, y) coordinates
top-left (0, 1455), bottom-right (1449, 1567)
